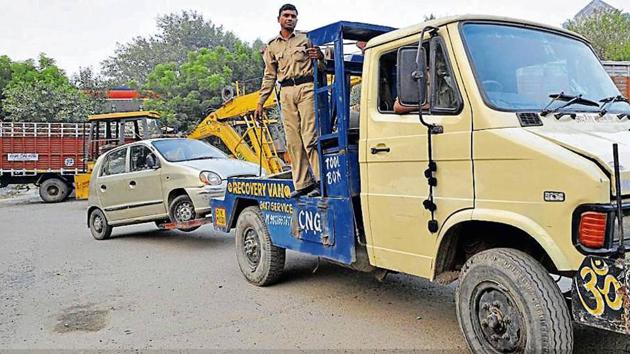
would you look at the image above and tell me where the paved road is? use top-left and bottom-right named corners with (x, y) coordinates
top-left (1, 191), bottom-right (630, 351)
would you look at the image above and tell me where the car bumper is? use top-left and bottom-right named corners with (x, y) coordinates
top-left (185, 185), bottom-right (226, 216)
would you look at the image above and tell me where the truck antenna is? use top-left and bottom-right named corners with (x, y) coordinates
top-left (613, 143), bottom-right (626, 256)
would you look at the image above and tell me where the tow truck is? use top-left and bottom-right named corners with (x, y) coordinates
top-left (210, 17), bottom-right (630, 351)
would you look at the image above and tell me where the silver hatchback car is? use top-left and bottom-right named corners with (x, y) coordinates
top-left (87, 138), bottom-right (261, 239)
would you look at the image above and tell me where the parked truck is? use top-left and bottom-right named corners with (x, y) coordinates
top-left (210, 17), bottom-right (630, 351)
top-left (0, 111), bottom-right (162, 202)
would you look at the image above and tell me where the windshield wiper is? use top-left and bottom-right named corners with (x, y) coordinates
top-left (186, 156), bottom-right (216, 161)
top-left (598, 95), bottom-right (630, 117)
top-left (540, 92), bottom-right (600, 116)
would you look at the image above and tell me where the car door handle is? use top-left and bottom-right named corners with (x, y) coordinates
top-left (100, 185), bottom-right (107, 192)
top-left (371, 146), bottom-right (390, 154)
top-left (129, 180), bottom-right (136, 188)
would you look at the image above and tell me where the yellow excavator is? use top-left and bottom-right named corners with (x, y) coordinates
top-left (188, 86), bottom-right (287, 174)
top-left (188, 77), bottom-right (362, 175)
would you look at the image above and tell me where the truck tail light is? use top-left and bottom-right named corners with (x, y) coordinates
top-left (578, 212), bottom-right (607, 248)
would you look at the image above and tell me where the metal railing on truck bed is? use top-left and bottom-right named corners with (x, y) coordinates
top-left (0, 121), bottom-right (87, 176)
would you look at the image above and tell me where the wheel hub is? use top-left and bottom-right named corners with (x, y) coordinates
top-left (476, 287), bottom-right (523, 352)
top-left (243, 228), bottom-right (261, 270)
top-left (47, 185), bottom-right (59, 196)
top-left (93, 215), bottom-right (103, 233)
top-left (175, 202), bottom-right (193, 222)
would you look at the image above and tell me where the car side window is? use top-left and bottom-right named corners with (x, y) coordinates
top-left (130, 145), bottom-right (154, 172)
top-left (101, 148), bottom-right (128, 176)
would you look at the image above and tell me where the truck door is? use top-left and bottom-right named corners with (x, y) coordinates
top-left (364, 35), bottom-right (473, 278)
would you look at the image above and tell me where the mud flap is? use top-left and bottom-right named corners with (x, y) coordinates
top-left (572, 255), bottom-right (630, 334)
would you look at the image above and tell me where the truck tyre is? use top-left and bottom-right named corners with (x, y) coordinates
top-left (39, 177), bottom-right (70, 203)
top-left (235, 206), bottom-right (285, 286)
top-left (169, 194), bottom-right (200, 232)
top-left (456, 248), bottom-right (573, 353)
top-left (89, 208), bottom-right (112, 240)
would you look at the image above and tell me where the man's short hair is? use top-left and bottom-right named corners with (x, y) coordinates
top-left (278, 4), bottom-right (298, 17)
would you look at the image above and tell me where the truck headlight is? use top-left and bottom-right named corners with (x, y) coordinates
top-left (199, 171), bottom-right (222, 186)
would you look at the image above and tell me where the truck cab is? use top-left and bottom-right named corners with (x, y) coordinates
top-left (211, 17), bottom-right (630, 351)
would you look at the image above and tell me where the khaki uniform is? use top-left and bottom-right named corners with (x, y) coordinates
top-left (259, 31), bottom-right (322, 190)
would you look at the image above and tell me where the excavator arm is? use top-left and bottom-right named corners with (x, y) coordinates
top-left (188, 89), bottom-right (285, 174)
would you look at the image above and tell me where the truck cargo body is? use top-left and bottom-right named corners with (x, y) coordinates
top-left (0, 122), bottom-right (87, 200)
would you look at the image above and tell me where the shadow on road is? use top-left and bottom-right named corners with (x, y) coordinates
top-left (108, 226), bottom-right (234, 251)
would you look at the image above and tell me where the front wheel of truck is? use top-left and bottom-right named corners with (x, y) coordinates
top-left (235, 206), bottom-right (285, 286)
top-left (456, 248), bottom-right (573, 353)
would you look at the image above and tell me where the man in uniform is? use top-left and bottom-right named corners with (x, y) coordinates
top-left (254, 3), bottom-right (323, 198)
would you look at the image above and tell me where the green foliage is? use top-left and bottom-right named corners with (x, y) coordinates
top-left (1, 54), bottom-right (101, 122)
top-left (101, 10), bottom-right (240, 87)
top-left (565, 9), bottom-right (630, 61)
top-left (143, 42), bottom-right (263, 131)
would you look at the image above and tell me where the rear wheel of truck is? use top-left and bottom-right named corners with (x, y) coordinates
top-left (235, 206), bottom-right (285, 286)
top-left (89, 208), bottom-right (112, 240)
top-left (168, 194), bottom-right (200, 232)
top-left (456, 248), bottom-right (573, 353)
top-left (39, 177), bottom-right (70, 203)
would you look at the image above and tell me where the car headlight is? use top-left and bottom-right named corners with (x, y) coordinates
top-left (199, 171), bottom-right (222, 186)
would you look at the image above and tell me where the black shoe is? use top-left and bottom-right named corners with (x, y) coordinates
top-left (307, 188), bottom-right (321, 197)
top-left (290, 184), bottom-right (315, 198)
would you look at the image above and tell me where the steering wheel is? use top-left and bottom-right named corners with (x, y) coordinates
top-left (482, 80), bottom-right (504, 92)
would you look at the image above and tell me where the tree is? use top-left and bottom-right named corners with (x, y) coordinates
top-left (2, 54), bottom-right (101, 122)
top-left (101, 10), bottom-right (240, 87)
top-left (142, 42), bottom-right (263, 131)
top-left (565, 9), bottom-right (630, 61)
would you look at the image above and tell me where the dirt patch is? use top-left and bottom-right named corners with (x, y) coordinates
top-left (54, 305), bottom-right (109, 333)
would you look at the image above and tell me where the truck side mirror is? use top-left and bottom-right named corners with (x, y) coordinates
top-left (397, 46), bottom-right (427, 107)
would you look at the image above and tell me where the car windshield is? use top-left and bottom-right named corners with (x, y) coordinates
top-left (461, 23), bottom-right (629, 113)
top-left (152, 139), bottom-right (227, 162)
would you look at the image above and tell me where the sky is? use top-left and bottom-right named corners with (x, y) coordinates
top-left (0, 0), bottom-right (628, 76)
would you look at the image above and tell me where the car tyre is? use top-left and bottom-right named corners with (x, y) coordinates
top-left (39, 177), bottom-right (70, 203)
top-left (456, 248), bottom-right (573, 353)
top-left (235, 206), bottom-right (285, 286)
top-left (169, 194), bottom-right (200, 232)
top-left (89, 208), bottom-right (112, 240)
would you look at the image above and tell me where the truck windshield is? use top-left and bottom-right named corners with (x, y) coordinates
top-left (461, 23), bottom-right (629, 114)
top-left (152, 139), bottom-right (227, 162)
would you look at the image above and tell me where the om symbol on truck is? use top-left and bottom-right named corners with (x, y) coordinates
top-left (325, 156), bottom-right (342, 185)
top-left (575, 259), bottom-right (623, 316)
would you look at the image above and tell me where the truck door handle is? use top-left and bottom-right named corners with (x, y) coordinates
top-left (371, 146), bottom-right (390, 154)
top-left (129, 180), bottom-right (136, 188)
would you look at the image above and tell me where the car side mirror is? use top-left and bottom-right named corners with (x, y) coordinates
top-left (397, 46), bottom-right (427, 108)
top-left (146, 154), bottom-right (160, 169)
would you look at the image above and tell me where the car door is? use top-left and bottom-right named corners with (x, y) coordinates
top-left (96, 146), bottom-right (131, 222)
top-left (122, 144), bottom-right (166, 219)
top-left (364, 34), bottom-right (474, 278)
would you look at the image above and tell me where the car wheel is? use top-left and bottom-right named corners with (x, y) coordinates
top-left (39, 178), bottom-right (70, 203)
top-left (456, 248), bottom-right (573, 353)
top-left (169, 194), bottom-right (200, 232)
top-left (89, 208), bottom-right (112, 240)
top-left (235, 206), bottom-right (285, 286)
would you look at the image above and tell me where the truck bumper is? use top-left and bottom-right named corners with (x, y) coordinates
top-left (572, 254), bottom-right (630, 334)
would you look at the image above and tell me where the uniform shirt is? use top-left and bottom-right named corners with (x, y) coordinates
top-left (258, 31), bottom-right (324, 105)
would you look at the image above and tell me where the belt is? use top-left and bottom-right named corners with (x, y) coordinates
top-left (279, 76), bottom-right (313, 87)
